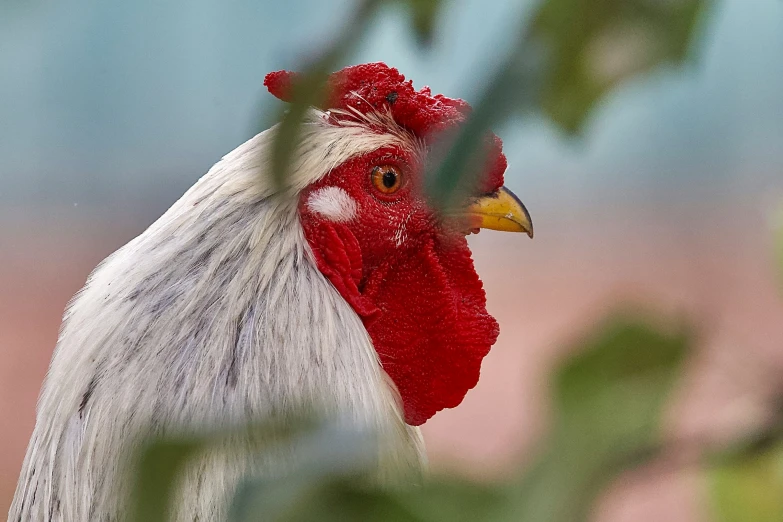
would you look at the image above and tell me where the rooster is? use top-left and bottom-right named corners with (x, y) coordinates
top-left (10, 62), bottom-right (532, 521)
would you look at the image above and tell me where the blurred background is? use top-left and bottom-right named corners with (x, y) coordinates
top-left (1, 0), bottom-right (782, 520)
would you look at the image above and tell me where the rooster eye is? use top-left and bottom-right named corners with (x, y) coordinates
top-left (371, 165), bottom-right (403, 195)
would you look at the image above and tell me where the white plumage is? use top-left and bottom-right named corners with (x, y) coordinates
top-left (10, 109), bottom-right (425, 521)
top-left (306, 186), bottom-right (358, 223)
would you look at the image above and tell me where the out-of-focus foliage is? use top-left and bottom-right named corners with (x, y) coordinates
top-left (705, 209), bottom-right (783, 522)
top-left (709, 440), bottom-right (783, 522)
top-left (130, 316), bottom-right (690, 521)
top-left (270, 0), bottom-right (382, 186)
top-left (131, 439), bottom-right (198, 522)
top-left (529, 0), bottom-right (710, 134)
top-left (423, 45), bottom-right (540, 208)
top-left (271, 0), bottom-right (440, 186)
top-left (130, 419), bottom-right (321, 522)
top-left (427, 0), bottom-right (713, 205)
top-left (233, 474), bottom-right (506, 522)
top-left (504, 319), bottom-right (688, 522)
top-left (270, 0), bottom-right (714, 206)
top-left (401, 0), bottom-right (442, 44)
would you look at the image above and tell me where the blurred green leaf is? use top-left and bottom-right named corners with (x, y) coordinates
top-left (228, 422), bottom-right (379, 521)
top-left (256, 479), bottom-right (496, 522)
top-left (709, 441), bottom-right (783, 522)
top-left (402, 0), bottom-right (442, 44)
top-left (130, 439), bottom-right (199, 522)
top-left (555, 317), bottom-right (688, 438)
top-left (530, 0), bottom-right (713, 133)
top-left (233, 469), bottom-right (507, 522)
top-left (270, 0), bottom-right (440, 187)
top-left (270, 0), bottom-right (383, 186)
top-left (426, 0), bottom-right (712, 205)
top-left (503, 316), bottom-right (690, 522)
top-left (425, 37), bottom-right (543, 207)
top-left (393, 477), bottom-right (507, 522)
top-left (256, 480), bottom-right (421, 522)
top-left (129, 417), bottom-right (320, 522)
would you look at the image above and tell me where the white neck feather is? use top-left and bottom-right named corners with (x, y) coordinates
top-left (10, 111), bottom-right (424, 521)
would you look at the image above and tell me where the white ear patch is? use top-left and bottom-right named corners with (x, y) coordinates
top-left (306, 186), bottom-right (358, 223)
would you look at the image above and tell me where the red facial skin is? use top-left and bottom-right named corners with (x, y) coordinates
top-left (271, 62), bottom-right (506, 425)
top-left (298, 146), bottom-right (499, 426)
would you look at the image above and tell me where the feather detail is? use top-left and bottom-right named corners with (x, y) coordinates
top-left (10, 117), bottom-right (424, 521)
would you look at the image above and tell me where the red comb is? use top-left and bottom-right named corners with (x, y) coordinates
top-left (264, 62), bottom-right (506, 193)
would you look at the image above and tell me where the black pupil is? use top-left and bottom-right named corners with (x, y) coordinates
top-left (382, 169), bottom-right (397, 188)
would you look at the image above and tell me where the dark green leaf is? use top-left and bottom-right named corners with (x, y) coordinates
top-left (391, 477), bottom-right (507, 522)
top-left (273, 481), bottom-right (422, 522)
top-left (529, 0), bottom-right (713, 133)
top-left (402, 0), bottom-right (442, 45)
top-left (234, 473), bottom-right (506, 522)
top-left (130, 439), bottom-right (199, 522)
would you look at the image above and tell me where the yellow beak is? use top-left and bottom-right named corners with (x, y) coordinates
top-left (464, 187), bottom-right (533, 237)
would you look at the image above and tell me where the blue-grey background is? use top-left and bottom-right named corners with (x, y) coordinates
top-left (2, 0), bottom-right (781, 213)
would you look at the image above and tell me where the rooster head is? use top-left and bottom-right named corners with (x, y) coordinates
top-left (265, 63), bottom-right (532, 426)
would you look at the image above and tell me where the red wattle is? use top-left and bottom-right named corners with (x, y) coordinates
top-left (301, 218), bottom-right (380, 321)
top-left (362, 235), bottom-right (498, 425)
top-left (303, 214), bottom-right (498, 426)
